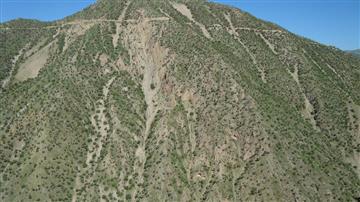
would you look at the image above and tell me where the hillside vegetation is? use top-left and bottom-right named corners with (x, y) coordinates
top-left (0, 0), bottom-right (359, 201)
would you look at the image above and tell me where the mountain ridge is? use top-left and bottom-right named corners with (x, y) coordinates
top-left (347, 49), bottom-right (360, 58)
top-left (0, 0), bottom-right (359, 201)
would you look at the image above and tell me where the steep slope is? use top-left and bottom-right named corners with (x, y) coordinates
top-left (1, 0), bottom-right (359, 201)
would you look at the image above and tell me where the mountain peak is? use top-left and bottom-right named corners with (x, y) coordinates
top-left (1, 0), bottom-right (359, 201)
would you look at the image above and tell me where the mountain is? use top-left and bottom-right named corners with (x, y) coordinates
top-left (1, 0), bottom-right (359, 201)
top-left (348, 49), bottom-right (360, 58)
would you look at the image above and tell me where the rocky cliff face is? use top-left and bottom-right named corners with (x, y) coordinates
top-left (1, 0), bottom-right (359, 201)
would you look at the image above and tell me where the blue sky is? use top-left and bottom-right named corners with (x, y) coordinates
top-left (0, 0), bottom-right (359, 50)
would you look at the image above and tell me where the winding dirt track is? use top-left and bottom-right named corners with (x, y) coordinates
top-left (1, 18), bottom-right (283, 34)
top-left (1, 18), bottom-right (170, 30)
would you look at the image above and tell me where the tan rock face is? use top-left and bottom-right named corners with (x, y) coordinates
top-left (15, 41), bottom-right (55, 82)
